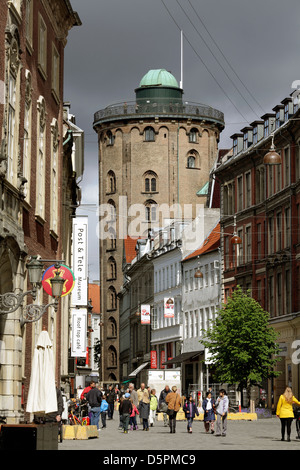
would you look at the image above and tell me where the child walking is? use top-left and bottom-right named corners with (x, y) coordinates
top-left (100, 394), bottom-right (109, 429)
top-left (130, 402), bottom-right (139, 430)
top-left (183, 395), bottom-right (199, 433)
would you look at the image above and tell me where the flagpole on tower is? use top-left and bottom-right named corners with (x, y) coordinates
top-left (180, 30), bottom-right (183, 89)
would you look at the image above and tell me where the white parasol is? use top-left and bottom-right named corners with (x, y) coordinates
top-left (26, 329), bottom-right (58, 415)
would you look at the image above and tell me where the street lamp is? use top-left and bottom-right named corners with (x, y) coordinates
top-left (263, 134), bottom-right (281, 165)
top-left (0, 256), bottom-right (66, 326)
top-left (194, 256), bottom-right (203, 278)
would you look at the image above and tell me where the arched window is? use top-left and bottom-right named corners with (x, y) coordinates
top-left (187, 156), bottom-right (196, 168)
top-left (107, 130), bottom-right (115, 145)
top-left (145, 199), bottom-right (157, 222)
top-left (144, 126), bottom-right (155, 142)
top-left (108, 346), bottom-right (117, 367)
top-left (189, 128), bottom-right (199, 143)
top-left (107, 257), bottom-right (117, 280)
top-left (108, 317), bottom-right (117, 337)
top-left (107, 286), bottom-right (117, 310)
top-left (107, 170), bottom-right (116, 194)
top-left (143, 171), bottom-right (158, 193)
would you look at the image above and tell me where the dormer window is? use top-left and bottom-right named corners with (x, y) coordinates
top-left (262, 114), bottom-right (275, 138)
top-left (241, 127), bottom-right (253, 150)
top-left (250, 121), bottom-right (264, 144)
top-left (231, 134), bottom-right (243, 156)
top-left (281, 98), bottom-right (293, 121)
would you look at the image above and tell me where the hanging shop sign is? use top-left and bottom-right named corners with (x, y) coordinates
top-left (72, 217), bottom-right (88, 306)
top-left (71, 308), bottom-right (87, 357)
top-left (141, 304), bottom-right (151, 325)
top-left (42, 264), bottom-right (75, 297)
top-left (164, 297), bottom-right (175, 318)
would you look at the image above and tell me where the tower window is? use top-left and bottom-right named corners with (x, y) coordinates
top-left (189, 128), bottom-right (198, 143)
top-left (144, 126), bottom-right (155, 142)
top-left (187, 156), bottom-right (196, 168)
top-left (143, 171), bottom-right (158, 193)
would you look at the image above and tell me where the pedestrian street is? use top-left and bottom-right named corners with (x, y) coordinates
top-left (59, 416), bottom-right (300, 451)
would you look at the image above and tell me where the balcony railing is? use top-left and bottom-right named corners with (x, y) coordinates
top-left (94, 101), bottom-right (224, 125)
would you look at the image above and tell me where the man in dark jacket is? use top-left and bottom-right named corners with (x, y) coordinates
top-left (86, 382), bottom-right (102, 429)
top-left (159, 385), bottom-right (171, 427)
top-left (106, 384), bottom-right (116, 420)
top-left (119, 393), bottom-right (132, 433)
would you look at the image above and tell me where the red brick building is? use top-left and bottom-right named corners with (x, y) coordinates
top-left (215, 94), bottom-right (300, 407)
top-left (0, 1), bottom-right (81, 423)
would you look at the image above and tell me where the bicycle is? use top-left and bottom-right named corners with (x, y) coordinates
top-left (68, 410), bottom-right (89, 426)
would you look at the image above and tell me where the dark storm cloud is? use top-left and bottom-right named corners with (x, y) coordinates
top-left (64, 0), bottom-right (300, 279)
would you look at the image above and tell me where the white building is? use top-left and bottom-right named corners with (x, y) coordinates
top-left (181, 222), bottom-right (221, 398)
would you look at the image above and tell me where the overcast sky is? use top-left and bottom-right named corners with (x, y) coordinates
top-left (64, 0), bottom-right (300, 280)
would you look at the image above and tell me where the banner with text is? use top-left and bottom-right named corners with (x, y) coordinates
top-left (71, 308), bottom-right (87, 357)
top-left (141, 304), bottom-right (151, 325)
top-left (164, 297), bottom-right (175, 318)
top-left (72, 217), bottom-right (88, 306)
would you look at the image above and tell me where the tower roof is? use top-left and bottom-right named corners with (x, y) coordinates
top-left (139, 69), bottom-right (179, 88)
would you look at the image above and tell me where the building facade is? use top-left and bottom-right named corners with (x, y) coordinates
top-left (215, 93), bottom-right (300, 407)
top-left (93, 68), bottom-right (224, 384)
top-left (0, 0), bottom-right (81, 423)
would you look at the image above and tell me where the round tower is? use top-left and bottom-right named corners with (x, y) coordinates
top-left (93, 69), bottom-right (224, 384)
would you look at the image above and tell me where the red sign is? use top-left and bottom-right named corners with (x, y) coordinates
top-left (160, 350), bottom-right (165, 369)
top-left (150, 351), bottom-right (157, 369)
top-left (42, 264), bottom-right (75, 297)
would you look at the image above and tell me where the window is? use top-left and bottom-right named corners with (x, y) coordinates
top-left (237, 176), bottom-right (243, 211)
top-left (7, 74), bottom-right (17, 184)
top-left (285, 207), bottom-right (291, 248)
top-left (144, 171), bottom-right (158, 193)
top-left (245, 226), bottom-right (251, 263)
top-left (36, 97), bottom-right (46, 220)
top-left (25, 0), bottom-right (33, 51)
top-left (210, 263), bottom-right (214, 286)
top-left (245, 172), bottom-right (251, 208)
top-left (284, 147), bottom-right (290, 187)
top-left (23, 70), bottom-right (32, 202)
top-left (257, 224), bottom-right (262, 260)
top-left (268, 166), bottom-right (274, 197)
top-left (189, 128), bottom-right (198, 143)
top-left (107, 170), bottom-right (116, 194)
top-left (108, 346), bottom-right (117, 367)
top-left (50, 119), bottom-right (59, 233)
top-left (253, 126), bottom-right (258, 144)
top-left (38, 14), bottom-right (47, 78)
top-left (268, 275), bottom-right (274, 317)
top-left (144, 127), bottom-right (155, 141)
top-left (276, 212), bottom-right (282, 252)
top-left (268, 216), bottom-right (274, 255)
top-left (107, 130), bottom-right (115, 145)
top-left (187, 156), bottom-right (196, 168)
top-left (107, 286), bottom-right (117, 310)
top-left (255, 167), bottom-right (265, 204)
top-left (145, 199), bottom-right (157, 222)
top-left (107, 257), bottom-right (117, 280)
top-left (276, 273), bottom-right (282, 316)
top-left (108, 317), bottom-right (117, 337)
top-left (51, 43), bottom-right (60, 102)
top-left (237, 228), bottom-right (243, 266)
top-left (285, 270), bottom-right (291, 314)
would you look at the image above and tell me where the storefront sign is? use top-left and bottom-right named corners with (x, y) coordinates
top-left (72, 217), bottom-right (88, 306)
top-left (150, 351), bottom-right (157, 369)
top-left (71, 308), bottom-right (87, 357)
top-left (160, 350), bottom-right (165, 369)
top-left (164, 297), bottom-right (175, 318)
top-left (141, 304), bottom-right (151, 324)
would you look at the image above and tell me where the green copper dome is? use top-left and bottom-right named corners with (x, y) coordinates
top-left (139, 69), bottom-right (179, 89)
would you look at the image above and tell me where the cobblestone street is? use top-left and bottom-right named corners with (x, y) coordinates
top-left (59, 416), bottom-right (300, 451)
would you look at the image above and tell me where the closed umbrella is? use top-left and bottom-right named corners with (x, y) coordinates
top-left (26, 329), bottom-right (57, 415)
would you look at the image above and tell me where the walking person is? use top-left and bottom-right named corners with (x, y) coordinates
top-left (106, 384), bottom-right (116, 420)
top-left (119, 393), bottom-right (132, 434)
top-left (149, 389), bottom-right (158, 427)
top-left (86, 382), bottom-right (102, 430)
top-left (100, 394), bottom-right (109, 429)
top-left (130, 401), bottom-right (139, 430)
top-left (215, 389), bottom-right (229, 437)
top-left (202, 391), bottom-right (216, 434)
top-left (165, 386), bottom-right (181, 433)
top-left (129, 383), bottom-right (139, 408)
top-left (183, 395), bottom-right (199, 433)
top-left (139, 390), bottom-right (150, 431)
top-left (276, 386), bottom-right (300, 441)
top-left (159, 385), bottom-right (171, 427)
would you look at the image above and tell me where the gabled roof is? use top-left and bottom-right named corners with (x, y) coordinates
top-left (183, 223), bottom-right (220, 261)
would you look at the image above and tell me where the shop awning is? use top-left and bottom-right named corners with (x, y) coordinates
top-left (128, 362), bottom-right (149, 377)
top-left (162, 350), bottom-right (203, 366)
